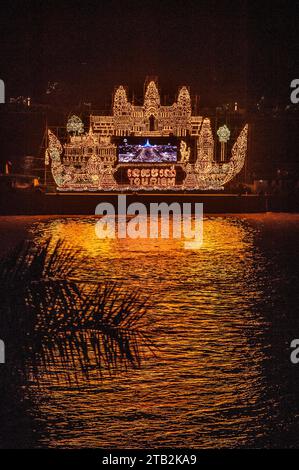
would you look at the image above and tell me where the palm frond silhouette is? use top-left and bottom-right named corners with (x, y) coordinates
top-left (0, 239), bottom-right (155, 385)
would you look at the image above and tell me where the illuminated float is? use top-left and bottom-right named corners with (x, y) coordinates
top-left (46, 79), bottom-right (248, 191)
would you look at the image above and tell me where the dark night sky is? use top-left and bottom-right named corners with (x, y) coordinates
top-left (1, 0), bottom-right (299, 107)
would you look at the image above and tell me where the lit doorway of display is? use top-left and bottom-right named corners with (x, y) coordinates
top-left (149, 115), bottom-right (157, 131)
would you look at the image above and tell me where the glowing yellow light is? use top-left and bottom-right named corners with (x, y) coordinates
top-left (47, 79), bottom-right (248, 191)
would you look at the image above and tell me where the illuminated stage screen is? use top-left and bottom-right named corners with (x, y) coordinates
top-left (118, 138), bottom-right (177, 163)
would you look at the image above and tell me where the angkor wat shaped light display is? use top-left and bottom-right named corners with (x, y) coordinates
top-left (46, 79), bottom-right (248, 191)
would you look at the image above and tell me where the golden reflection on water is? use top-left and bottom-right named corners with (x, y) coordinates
top-left (28, 216), bottom-right (272, 448)
top-left (34, 216), bottom-right (249, 255)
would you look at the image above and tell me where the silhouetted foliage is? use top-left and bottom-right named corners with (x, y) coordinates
top-left (0, 239), bottom-right (154, 385)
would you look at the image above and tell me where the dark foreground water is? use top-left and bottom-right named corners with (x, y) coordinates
top-left (1, 213), bottom-right (299, 448)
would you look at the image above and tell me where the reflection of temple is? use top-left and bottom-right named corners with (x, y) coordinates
top-left (46, 78), bottom-right (248, 192)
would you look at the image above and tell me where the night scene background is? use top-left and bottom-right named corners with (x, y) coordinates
top-left (0, 0), bottom-right (299, 179)
top-left (1, 0), bottom-right (299, 454)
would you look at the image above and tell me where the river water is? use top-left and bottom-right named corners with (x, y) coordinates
top-left (1, 213), bottom-right (299, 448)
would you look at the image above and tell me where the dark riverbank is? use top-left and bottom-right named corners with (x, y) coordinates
top-left (0, 192), bottom-right (298, 215)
